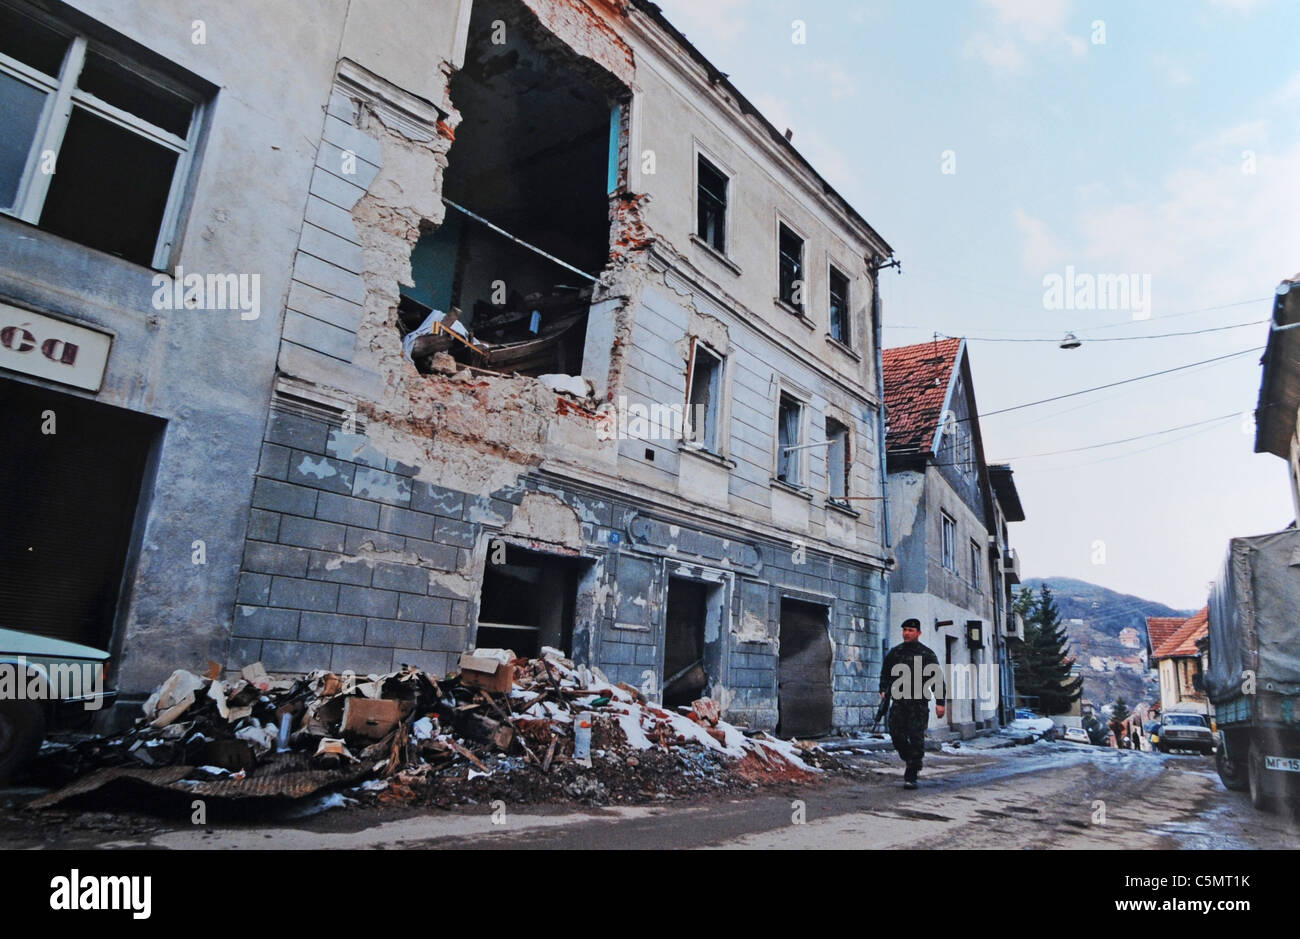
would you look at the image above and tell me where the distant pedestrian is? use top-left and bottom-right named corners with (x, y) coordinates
top-left (879, 618), bottom-right (946, 789)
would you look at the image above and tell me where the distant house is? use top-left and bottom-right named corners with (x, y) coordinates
top-left (1148, 608), bottom-right (1210, 715)
top-left (883, 338), bottom-right (1025, 736)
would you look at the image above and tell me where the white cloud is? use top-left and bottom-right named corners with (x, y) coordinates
top-left (1274, 70), bottom-right (1300, 103)
top-left (807, 61), bottom-right (856, 100)
top-left (751, 93), bottom-right (861, 202)
top-left (965, 33), bottom-right (1025, 71)
top-left (657, 0), bottom-right (751, 44)
top-left (1012, 208), bottom-right (1070, 271)
top-left (1075, 138), bottom-right (1300, 310)
top-left (1151, 53), bottom-right (1193, 87)
top-left (981, 0), bottom-right (1072, 40)
top-left (1208, 0), bottom-right (1268, 11)
top-left (966, 0), bottom-right (1086, 72)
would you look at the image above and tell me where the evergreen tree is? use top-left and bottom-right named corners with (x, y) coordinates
top-left (1010, 585), bottom-right (1084, 715)
top-left (1112, 696), bottom-right (1130, 724)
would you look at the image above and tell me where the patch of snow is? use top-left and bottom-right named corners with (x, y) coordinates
top-left (611, 706), bottom-right (652, 751)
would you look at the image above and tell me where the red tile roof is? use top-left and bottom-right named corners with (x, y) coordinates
top-left (1152, 607), bottom-right (1209, 659)
top-left (882, 337), bottom-right (963, 454)
top-left (1145, 616), bottom-right (1185, 653)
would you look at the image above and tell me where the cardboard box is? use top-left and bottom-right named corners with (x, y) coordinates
top-left (340, 697), bottom-right (404, 740)
top-left (458, 653), bottom-right (515, 694)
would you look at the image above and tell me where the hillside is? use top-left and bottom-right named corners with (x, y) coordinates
top-left (1015, 577), bottom-right (1196, 711)
top-left (1018, 577), bottom-right (1196, 639)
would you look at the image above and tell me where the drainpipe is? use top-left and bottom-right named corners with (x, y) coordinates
top-left (870, 256), bottom-right (897, 657)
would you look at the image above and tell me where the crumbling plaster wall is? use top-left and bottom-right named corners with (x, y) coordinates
top-left (343, 0), bottom-right (650, 492)
top-left (230, 0), bottom-right (658, 680)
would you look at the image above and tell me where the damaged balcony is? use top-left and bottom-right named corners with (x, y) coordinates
top-left (398, 0), bottom-right (627, 380)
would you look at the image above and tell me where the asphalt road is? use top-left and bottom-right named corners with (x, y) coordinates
top-left (4, 739), bottom-right (1296, 850)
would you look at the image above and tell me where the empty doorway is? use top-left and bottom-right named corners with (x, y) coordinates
top-left (778, 598), bottom-right (832, 738)
top-left (0, 378), bottom-right (161, 650)
top-left (663, 577), bottom-right (718, 709)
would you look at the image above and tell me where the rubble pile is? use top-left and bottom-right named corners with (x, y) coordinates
top-left (32, 648), bottom-right (834, 810)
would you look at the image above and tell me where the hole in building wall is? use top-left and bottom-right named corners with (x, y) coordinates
top-left (664, 577), bottom-right (721, 709)
top-left (477, 544), bottom-right (591, 658)
top-left (399, 0), bottom-right (627, 379)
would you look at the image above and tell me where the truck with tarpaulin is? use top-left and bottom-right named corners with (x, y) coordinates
top-left (1207, 528), bottom-right (1300, 811)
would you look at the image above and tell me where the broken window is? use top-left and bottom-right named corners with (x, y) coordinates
top-left (0, 2), bottom-right (202, 267)
top-left (477, 544), bottom-right (590, 659)
top-left (685, 340), bottom-right (723, 453)
top-left (778, 223), bottom-right (804, 312)
top-left (697, 154), bottom-right (727, 254)
top-left (829, 265), bottom-right (850, 344)
top-left (777, 392), bottom-right (803, 486)
top-left (401, 0), bottom-right (627, 379)
top-left (825, 417), bottom-right (849, 502)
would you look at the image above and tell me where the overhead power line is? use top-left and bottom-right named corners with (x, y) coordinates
top-left (993, 412), bottom-right (1241, 460)
top-left (924, 410), bottom-right (1247, 468)
top-left (937, 319), bottom-right (1266, 343)
top-left (884, 296), bottom-right (1271, 338)
top-left (979, 347), bottom-right (1263, 419)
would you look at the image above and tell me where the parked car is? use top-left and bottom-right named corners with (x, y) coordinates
top-left (1010, 709), bottom-right (1057, 740)
top-left (1062, 725), bottom-right (1090, 744)
top-left (1157, 712), bottom-right (1216, 756)
top-left (0, 628), bottom-right (116, 782)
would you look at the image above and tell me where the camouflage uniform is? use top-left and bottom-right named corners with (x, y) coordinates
top-left (879, 640), bottom-right (944, 783)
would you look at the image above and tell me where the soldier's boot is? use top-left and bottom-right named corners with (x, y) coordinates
top-left (903, 761), bottom-right (920, 788)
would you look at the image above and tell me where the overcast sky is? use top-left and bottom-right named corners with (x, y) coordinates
top-left (654, 0), bottom-right (1300, 610)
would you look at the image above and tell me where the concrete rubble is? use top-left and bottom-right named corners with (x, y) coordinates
top-left (29, 650), bottom-right (837, 811)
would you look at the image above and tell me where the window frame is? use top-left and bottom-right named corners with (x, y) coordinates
top-left (825, 415), bottom-right (850, 503)
top-left (828, 262), bottom-right (851, 345)
top-left (0, 3), bottom-right (205, 269)
top-left (970, 538), bottom-right (982, 590)
top-left (941, 511), bottom-right (956, 571)
top-left (684, 337), bottom-right (726, 455)
top-left (776, 218), bottom-right (806, 314)
top-left (775, 390), bottom-right (807, 487)
top-left (694, 150), bottom-right (729, 257)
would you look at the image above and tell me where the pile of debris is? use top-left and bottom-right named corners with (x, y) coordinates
top-left (31, 648), bottom-right (832, 811)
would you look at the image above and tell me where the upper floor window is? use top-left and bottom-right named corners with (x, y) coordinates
top-left (778, 222), bottom-right (804, 312)
top-left (696, 154), bottom-right (727, 255)
top-left (825, 417), bottom-right (849, 502)
top-left (0, 1), bottom-right (204, 267)
top-left (970, 539), bottom-right (982, 590)
top-left (829, 265), bottom-right (850, 344)
top-left (685, 339), bottom-right (724, 454)
top-left (776, 392), bottom-right (803, 485)
top-left (941, 512), bottom-right (956, 571)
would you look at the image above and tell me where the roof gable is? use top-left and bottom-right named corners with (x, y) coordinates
top-left (1152, 608), bottom-right (1209, 659)
top-left (882, 337), bottom-right (963, 455)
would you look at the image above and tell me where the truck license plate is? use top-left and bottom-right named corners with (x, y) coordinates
top-left (1265, 756), bottom-right (1300, 773)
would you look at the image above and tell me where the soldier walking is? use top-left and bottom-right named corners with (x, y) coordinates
top-left (879, 618), bottom-right (946, 789)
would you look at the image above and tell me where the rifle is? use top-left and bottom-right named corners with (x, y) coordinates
top-left (872, 694), bottom-right (891, 733)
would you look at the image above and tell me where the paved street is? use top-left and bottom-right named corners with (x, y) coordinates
top-left (4, 740), bottom-right (1296, 850)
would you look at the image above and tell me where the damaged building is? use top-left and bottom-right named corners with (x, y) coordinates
top-left (0, 0), bottom-right (895, 736)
